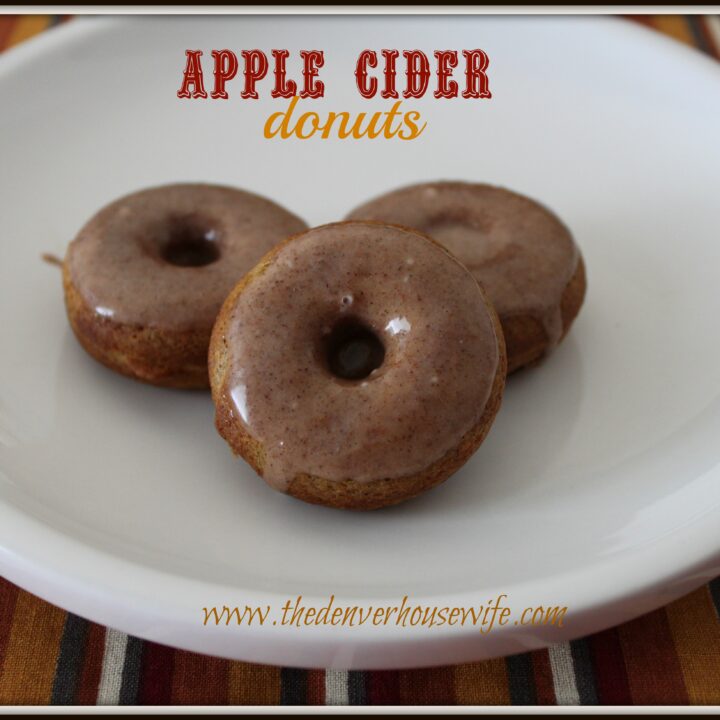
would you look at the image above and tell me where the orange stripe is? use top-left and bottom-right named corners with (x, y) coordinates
top-left (227, 661), bottom-right (281, 704)
top-left (0, 579), bottom-right (20, 674)
top-left (618, 608), bottom-right (689, 704)
top-left (170, 650), bottom-right (229, 704)
top-left (665, 586), bottom-right (720, 704)
top-left (647, 15), bottom-right (697, 48)
top-left (6, 15), bottom-right (51, 50)
top-left (453, 658), bottom-right (511, 704)
top-left (0, 589), bottom-right (67, 704)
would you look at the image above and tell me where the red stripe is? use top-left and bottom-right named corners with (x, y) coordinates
top-left (400, 667), bottom-right (455, 704)
top-left (531, 649), bottom-right (556, 705)
top-left (624, 15), bottom-right (655, 29)
top-left (367, 670), bottom-right (402, 704)
top-left (171, 650), bottom-right (229, 704)
top-left (306, 669), bottom-right (325, 705)
top-left (588, 627), bottom-right (633, 705)
top-left (619, 608), bottom-right (689, 704)
top-left (75, 623), bottom-right (106, 705)
top-left (0, 16), bottom-right (17, 52)
top-left (0, 578), bottom-right (20, 673)
top-left (137, 641), bottom-right (176, 705)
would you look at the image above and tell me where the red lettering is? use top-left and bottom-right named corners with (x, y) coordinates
top-left (210, 50), bottom-right (238, 99)
top-left (177, 50), bottom-right (207, 99)
top-left (355, 50), bottom-right (378, 99)
top-left (434, 50), bottom-right (458, 99)
top-left (240, 50), bottom-right (268, 99)
top-left (271, 49), bottom-right (297, 99)
top-left (402, 50), bottom-right (430, 99)
top-left (299, 50), bottom-right (325, 99)
top-left (380, 49), bottom-right (399, 99)
top-left (462, 49), bottom-right (491, 99)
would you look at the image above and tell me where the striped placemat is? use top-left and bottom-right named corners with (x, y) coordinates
top-left (1, 13), bottom-right (720, 707)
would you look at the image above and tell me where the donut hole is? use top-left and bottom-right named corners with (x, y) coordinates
top-left (323, 317), bottom-right (385, 381)
top-left (160, 216), bottom-right (221, 267)
top-left (424, 211), bottom-right (496, 260)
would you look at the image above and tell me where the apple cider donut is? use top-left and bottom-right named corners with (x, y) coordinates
top-left (209, 221), bottom-right (507, 510)
top-left (347, 182), bottom-right (586, 373)
top-left (63, 183), bottom-right (307, 388)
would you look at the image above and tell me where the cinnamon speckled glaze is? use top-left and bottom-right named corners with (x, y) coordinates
top-left (63, 184), bottom-right (307, 388)
top-left (347, 182), bottom-right (586, 372)
top-left (209, 221), bottom-right (507, 510)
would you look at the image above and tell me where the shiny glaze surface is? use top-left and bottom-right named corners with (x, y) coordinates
top-left (215, 222), bottom-right (501, 489)
top-left (348, 182), bottom-right (580, 348)
top-left (66, 184), bottom-right (307, 332)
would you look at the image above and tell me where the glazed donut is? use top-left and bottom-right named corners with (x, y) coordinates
top-left (63, 183), bottom-right (307, 388)
top-left (209, 221), bottom-right (507, 510)
top-left (347, 182), bottom-right (586, 373)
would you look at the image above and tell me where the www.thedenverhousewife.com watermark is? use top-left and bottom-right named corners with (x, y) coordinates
top-left (202, 595), bottom-right (567, 633)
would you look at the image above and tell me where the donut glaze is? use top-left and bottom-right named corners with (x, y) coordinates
top-left (209, 221), bottom-right (507, 509)
top-left (63, 184), bottom-right (307, 388)
top-left (347, 182), bottom-right (585, 372)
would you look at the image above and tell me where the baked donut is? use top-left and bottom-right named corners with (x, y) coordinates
top-left (63, 183), bottom-right (307, 388)
top-left (209, 221), bottom-right (507, 510)
top-left (347, 182), bottom-right (586, 373)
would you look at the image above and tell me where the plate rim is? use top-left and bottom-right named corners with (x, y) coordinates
top-left (2, 14), bottom-right (720, 669)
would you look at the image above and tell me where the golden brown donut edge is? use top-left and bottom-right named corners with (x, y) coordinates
top-left (63, 261), bottom-right (211, 389)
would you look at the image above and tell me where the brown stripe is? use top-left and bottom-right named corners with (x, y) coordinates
top-left (399, 667), bottom-right (455, 704)
top-left (0, 16), bottom-right (18, 52)
top-left (618, 608), bottom-right (689, 704)
top-left (0, 579), bottom-right (20, 675)
top-left (75, 623), bottom-right (106, 705)
top-left (367, 670), bottom-right (401, 704)
top-left (665, 585), bottom-right (720, 704)
top-left (531, 649), bottom-right (556, 705)
top-left (454, 658), bottom-right (511, 704)
top-left (696, 17), bottom-right (720, 59)
top-left (704, 17), bottom-right (720, 58)
top-left (170, 650), bottom-right (229, 704)
top-left (0, 589), bottom-right (67, 704)
top-left (624, 15), bottom-right (655, 29)
top-left (306, 669), bottom-right (325, 705)
top-left (227, 662), bottom-right (281, 704)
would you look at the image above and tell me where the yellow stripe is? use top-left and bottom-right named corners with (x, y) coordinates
top-left (454, 659), bottom-right (511, 704)
top-left (665, 586), bottom-right (720, 704)
top-left (6, 15), bottom-right (51, 49)
top-left (0, 590), bottom-right (67, 704)
top-left (649, 15), bottom-right (697, 48)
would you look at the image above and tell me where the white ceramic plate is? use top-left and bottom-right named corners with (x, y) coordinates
top-left (2, 15), bottom-right (720, 670)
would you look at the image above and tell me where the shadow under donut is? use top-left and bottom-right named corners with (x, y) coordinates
top-left (400, 333), bottom-right (585, 516)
